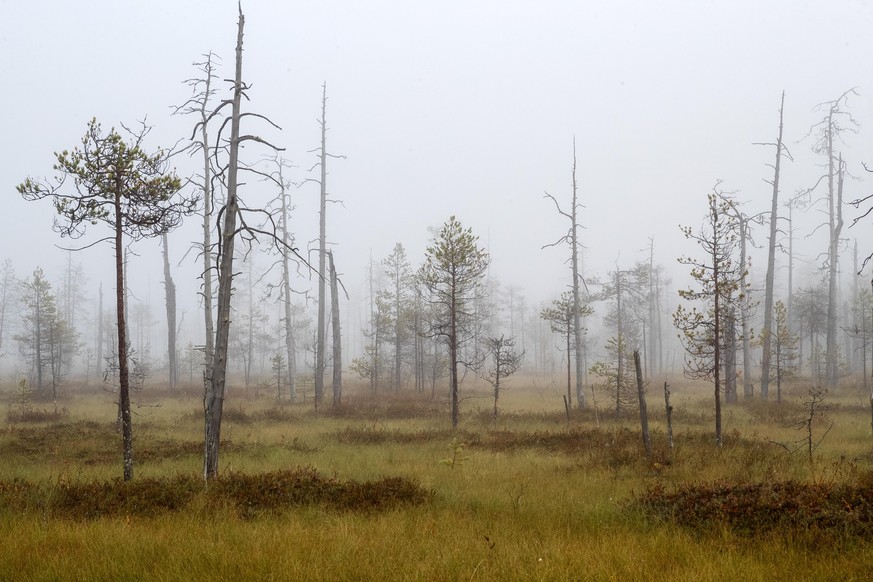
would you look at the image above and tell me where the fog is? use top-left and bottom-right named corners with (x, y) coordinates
top-left (2, 0), bottom-right (872, 379)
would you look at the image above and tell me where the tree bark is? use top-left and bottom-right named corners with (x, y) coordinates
top-left (570, 141), bottom-right (585, 408)
top-left (315, 83), bottom-right (328, 407)
top-left (199, 62), bottom-right (215, 389)
top-left (115, 188), bottom-right (133, 481)
top-left (162, 233), bottom-right (177, 389)
top-left (329, 250), bottom-right (342, 407)
top-left (205, 8), bottom-right (244, 481)
top-left (279, 167), bottom-right (296, 401)
top-left (634, 351), bottom-right (651, 459)
top-left (761, 91), bottom-right (786, 400)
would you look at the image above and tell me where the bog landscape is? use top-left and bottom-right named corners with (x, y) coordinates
top-left (3, 2), bottom-right (873, 580)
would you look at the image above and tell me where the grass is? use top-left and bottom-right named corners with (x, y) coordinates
top-left (0, 374), bottom-right (872, 580)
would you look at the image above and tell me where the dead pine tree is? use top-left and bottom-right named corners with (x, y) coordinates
top-left (18, 119), bottom-right (194, 481)
top-left (175, 51), bottom-right (220, 386)
top-left (306, 82), bottom-right (345, 408)
top-left (260, 155), bottom-right (300, 401)
top-left (329, 250), bottom-right (344, 407)
top-left (757, 91), bottom-right (792, 400)
top-left (196, 6), bottom-right (291, 481)
top-left (543, 138), bottom-right (587, 408)
top-left (801, 88), bottom-right (857, 388)
top-left (633, 350), bottom-right (652, 459)
top-left (161, 232), bottom-right (178, 389)
top-left (663, 381), bottom-right (674, 456)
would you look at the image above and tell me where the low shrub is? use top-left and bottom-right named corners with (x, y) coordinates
top-left (636, 474), bottom-right (873, 536)
top-left (0, 468), bottom-right (432, 520)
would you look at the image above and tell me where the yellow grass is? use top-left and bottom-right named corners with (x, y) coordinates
top-left (1, 374), bottom-right (872, 580)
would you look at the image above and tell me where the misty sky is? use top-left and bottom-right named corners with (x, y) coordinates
top-left (2, 0), bottom-right (873, 354)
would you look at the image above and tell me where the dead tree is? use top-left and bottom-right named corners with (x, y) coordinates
top-left (277, 158), bottom-right (298, 401)
top-left (757, 91), bottom-right (792, 400)
top-left (161, 233), bottom-right (177, 389)
top-left (802, 89), bottom-right (857, 387)
top-left (634, 351), bottom-right (652, 459)
top-left (329, 250), bottom-right (342, 407)
top-left (307, 83), bottom-right (344, 407)
top-left (543, 138), bottom-right (587, 408)
top-left (175, 51), bottom-right (220, 385)
top-left (198, 7), bottom-right (287, 480)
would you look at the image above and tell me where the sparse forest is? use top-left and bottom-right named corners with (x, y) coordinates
top-left (3, 2), bottom-right (873, 580)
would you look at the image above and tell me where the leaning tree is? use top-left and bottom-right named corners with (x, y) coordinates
top-left (18, 118), bottom-right (192, 480)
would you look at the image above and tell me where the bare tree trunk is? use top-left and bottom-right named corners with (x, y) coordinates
top-left (279, 168), bottom-right (296, 401)
top-left (648, 237), bottom-right (657, 376)
top-left (570, 142), bottom-right (585, 408)
top-left (162, 233), bottom-right (177, 389)
top-left (97, 282), bottom-right (103, 373)
top-left (199, 61), bottom-right (216, 388)
top-left (634, 351), bottom-right (651, 459)
top-left (712, 202), bottom-right (723, 448)
top-left (724, 307), bottom-right (737, 404)
top-left (737, 218), bottom-right (751, 399)
top-left (450, 296), bottom-right (459, 429)
top-left (393, 259), bottom-right (402, 393)
top-left (205, 8), bottom-right (244, 481)
top-left (664, 381), bottom-right (674, 455)
top-left (368, 253), bottom-right (377, 392)
top-left (615, 269), bottom-right (623, 416)
top-left (115, 191), bottom-right (133, 480)
top-left (329, 250), bottom-right (342, 407)
top-left (826, 158), bottom-right (844, 387)
top-left (761, 91), bottom-right (786, 400)
top-left (315, 83), bottom-right (329, 407)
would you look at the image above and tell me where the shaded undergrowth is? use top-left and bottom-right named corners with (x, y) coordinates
top-left (0, 468), bottom-right (431, 520)
top-left (636, 473), bottom-right (873, 537)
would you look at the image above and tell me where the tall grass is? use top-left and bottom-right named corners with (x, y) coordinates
top-left (0, 375), bottom-right (871, 580)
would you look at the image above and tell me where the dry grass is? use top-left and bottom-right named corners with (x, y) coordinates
top-left (0, 374), bottom-right (872, 580)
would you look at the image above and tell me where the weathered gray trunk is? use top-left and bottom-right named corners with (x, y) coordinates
top-left (205, 9), bottom-right (244, 481)
top-left (821, 99), bottom-right (841, 388)
top-left (393, 259), bottom-right (402, 393)
top-left (634, 351), bottom-right (651, 459)
top-left (315, 83), bottom-right (328, 407)
top-left (760, 92), bottom-right (785, 399)
top-left (199, 59), bottom-right (215, 387)
top-left (162, 233), bottom-right (177, 389)
top-left (724, 307), bottom-right (737, 404)
top-left (329, 250), bottom-right (342, 406)
top-left (279, 170), bottom-right (296, 401)
top-left (97, 283), bottom-right (103, 375)
top-left (825, 156), bottom-right (844, 387)
top-left (570, 142), bottom-right (585, 408)
top-left (737, 219), bottom-right (751, 399)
